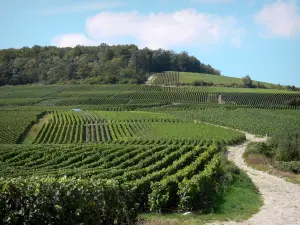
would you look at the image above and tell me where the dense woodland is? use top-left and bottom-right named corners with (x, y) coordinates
top-left (0, 44), bottom-right (221, 85)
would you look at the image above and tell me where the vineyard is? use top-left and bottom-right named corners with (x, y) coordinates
top-left (0, 111), bottom-right (42, 144)
top-left (0, 83), bottom-right (299, 224)
top-left (151, 71), bottom-right (275, 88)
top-left (0, 142), bottom-right (225, 213)
top-left (31, 111), bottom-right (245, 145)
top-left (0, 84), bottom-right (299, 109)
top-left (165, 108), bottom-right (300, 136)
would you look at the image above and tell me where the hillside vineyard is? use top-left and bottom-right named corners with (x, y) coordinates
top-left (0, 82), bottom-right (299, 224)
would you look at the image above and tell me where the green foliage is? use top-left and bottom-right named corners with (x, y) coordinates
top-left (219, 92), bottom-right (300, 106)
top-left (0, 45), bottom-right (220, 86)
top-left (242, 75), bottom-right (253, 88)
top-left (152, 72), bottom-right (180, 86)
top-left (285, 98), bottom-right (300, 106)
top-left (269, 131), bottom-right (300, 161)
top-left (273, 161), bottom-right (300, 174)
top-left (190, 79), bottom-right (213, 87)
top-left (0, 111), bottom-right (41, 144)
top-left (1, 82), bottom-right (299, 221)
top-left (178, 154), bottom-right (222, 212)
top-left (0, 177), bottom-right (137, 225)
top-left (255, 82), bottom-right (267, 89)
top-left (244, 142), bottom-right (274, 159)
top-left (96, 111), bottom-right (177, 121)
top-left (0, 98), bottom-right (43, 106)
top-left (0, 85), bottom-right (299, 110)
top-left (140, 170), bottom-right (262, 224)
top-left (287, 85), bottom-right (300, 91)
top-left (31, 111), bottom-right (245, 145)
top-left (179, 72), bottom-right (241, 85)
top-left (0, 143), bottom-right (232, 214)
top-left (168, 109), bottom-right (300, 136)
top-left (161, 72), bottom-right (277, 89)
top-left (245, 137), bottom-right (300, 173)
top-left (145, 123), bottom-right (245, 144)
top-left (149, 146), bottom-right (220, 212)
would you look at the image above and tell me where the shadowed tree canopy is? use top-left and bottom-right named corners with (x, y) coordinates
top-left (242, 75), bottom-right (253, 88)
top-left (0, 44), bottom-right (221, 85)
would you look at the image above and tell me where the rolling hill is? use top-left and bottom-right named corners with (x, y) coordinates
top-left (150, 71), bottom-right (282, 89)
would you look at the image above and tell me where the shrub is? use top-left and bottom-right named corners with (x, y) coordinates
top-left (191, 80), bottom-right (206, 86)
top-left (149, 179), bottom-right (179, 213)
top-left (274, 161), bottom-right (300, 174)
top-left (269, 132), bottom-right (300, 161)
top-left (0, 177), bottom-right (138, 225)
top-left (256, 82), bottom-right (267, 89)
top-left (244, 142), bottom-right (274, 158)
top-left (242, 75), bottom-right (252, 88)
top-left (286, 85), bottom-right (300, 91)
top-left (178, 154), bottom-right (223, 212)
top-left (284, 98), bottom-right (300, 107)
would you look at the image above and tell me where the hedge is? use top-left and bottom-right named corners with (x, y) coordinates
top-left (273, 161), bottom-right (300, 174)
top-left (0, 177), bottom-right (138, 225)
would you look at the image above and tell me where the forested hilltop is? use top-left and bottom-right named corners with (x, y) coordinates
top-left (0, 44), bottom-right (220, 85)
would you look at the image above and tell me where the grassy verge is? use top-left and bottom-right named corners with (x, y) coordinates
top-left (244, 142), bottom-right (300, 185)
top-left (138, 171), bottom-right (262, 225)
top-left (22, 114), bottom-right (49, 144)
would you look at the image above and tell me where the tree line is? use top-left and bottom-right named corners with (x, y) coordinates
top-left (0, 44), bottom-right (221, 85)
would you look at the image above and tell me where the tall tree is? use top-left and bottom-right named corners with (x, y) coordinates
top-left (0, 44), bottom-right (221, 85)
top-left (242, 75), bottom-right (253, 88)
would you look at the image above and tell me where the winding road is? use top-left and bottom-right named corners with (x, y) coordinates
top-left (208, 132), bottom-right (300, 225)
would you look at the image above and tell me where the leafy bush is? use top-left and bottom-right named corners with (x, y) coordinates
top-left (269, 131), bottom-right (300, 161)
top-left (286, 85), bottom-right (300, 91)
top-left (0, 111), bottom-right (41, 144)
top-left (244, 142), bottom-right (274, 158)
top-left (256, 82), bottom-right (267, 89)
top-left (242, 75), bottom-right (252, 88)
top-left (190, 80), bottom-right (213, 87)
top-left (178, 154), bottom-right (223, 212)
top-left (0, 177), bottom-right (138, 225)
top-left (191, 80), bottom-right (206, 86)
top-left (285, 98), bottom-right (300, 107)
top-left (228, 83), bottom-right (244, 88)
top-left (274, 161), bottom-right (300, 174)
top-left (148, 145), bottom-right (219, 212)
top-left (245, 137), bottom-right (300, 174)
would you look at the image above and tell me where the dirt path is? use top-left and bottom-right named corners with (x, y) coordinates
top-left (208, 131), bottom-right (300, 225)
top-left (22, 114), bottom-right (50, 144)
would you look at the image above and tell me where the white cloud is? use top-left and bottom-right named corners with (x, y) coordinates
top-left (52, 34), bottom-right (100, 47)
top-left (42, 1), bottom-right (123, 14)
top-left (191, 0), bottom-right (232, 3)
top-left (191, 0), bottom-right (256, 6)
top-left (52, 9), bottom-right (245, 49)
top-left (255, 0), bottom-right (300, 38)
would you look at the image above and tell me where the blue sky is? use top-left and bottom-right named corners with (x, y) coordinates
top-left (1, 0), bottom-right (300, 86)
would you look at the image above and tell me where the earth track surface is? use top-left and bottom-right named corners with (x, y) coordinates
top-left (207, 130), bottom-right (300, 225)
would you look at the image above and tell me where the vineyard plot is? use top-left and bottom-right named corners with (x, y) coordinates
top-left (167, 108), bottom-right (300, 136)
top-left (0, 84), bottom-right (299, 216)
top-left (0, 111), bottom-right (42, 144)
top-left (0, 143), bottom-right (224, 211)
top-left (0, 84), bottom-right (299, 109)
top-left (32, 111), bottom-right (245, 144)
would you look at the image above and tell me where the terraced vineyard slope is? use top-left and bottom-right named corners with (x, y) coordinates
top-left (1, 142), bottom-right (226, 212)
top-left (0, 83), bottom-right (299, 224)
top-left (31, 111), bottom-right (245, 145)
top-left (151, 71), bottom-right (278, 88)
